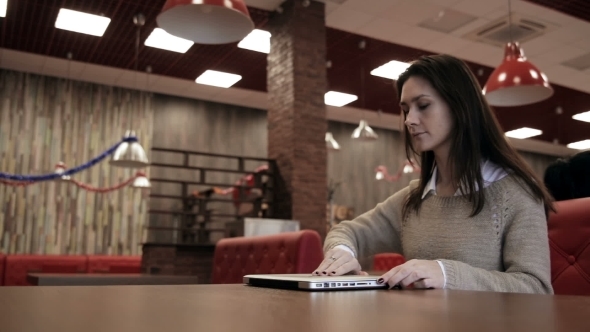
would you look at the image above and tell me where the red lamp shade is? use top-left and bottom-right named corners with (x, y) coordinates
top-left (483, 42), bottom-right (553, 107)
top-left (157, 0), bottom-right (254, 45)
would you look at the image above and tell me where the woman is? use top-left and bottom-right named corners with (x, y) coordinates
top-left (314, 54), bottom-right (555, 294)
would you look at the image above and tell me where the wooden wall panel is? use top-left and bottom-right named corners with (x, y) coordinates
top-left (519, 151), bottom-right (557, 180)
top-left (327, 121), bottom-right (419, 216)
top-left (0, 70), bottom-right (153, 255)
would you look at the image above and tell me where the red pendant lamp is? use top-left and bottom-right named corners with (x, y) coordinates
top-left (482, 0), bottom-right (553, 107)
top-left (157, 0), bottom-right (254, 45)
top-left (483, 41), bottom-right (553, 107)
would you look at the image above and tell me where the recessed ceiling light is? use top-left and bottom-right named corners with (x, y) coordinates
top-left (195, 70), bottom-right (242, 88)
top-left (505, 127), bottom-right (543, 139)
top-left (55, 8), bottom-right (111, 37)
top-left (324, 91), bottom-right (358, 107)
top-left (572, 110), bottom-right (590, 123)
top-left (567, 139), bottom-right (590, 150)
top-left (0, 0), bottom-right (7, 17)
top-left (144, 28), bottom-right (194, 53)
top-left (370, 60), bottom-right (411, 80)
top-left (238, 29), bottom-right (271, 54)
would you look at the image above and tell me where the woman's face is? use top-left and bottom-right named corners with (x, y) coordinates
top-left (400, 76), bottom-right (454, 157)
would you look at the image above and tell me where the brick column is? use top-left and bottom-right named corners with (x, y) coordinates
top-left (267, 0), bottom-right (327, 239)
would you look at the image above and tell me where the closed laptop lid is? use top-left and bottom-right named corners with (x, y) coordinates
top-left (244, 274), bottom-right (386, 291)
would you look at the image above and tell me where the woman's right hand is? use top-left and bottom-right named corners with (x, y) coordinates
top-left (312, 248), bottom-right (367, 276)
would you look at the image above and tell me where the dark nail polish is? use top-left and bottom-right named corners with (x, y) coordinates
top-left (330, 271), bottom-right (336, 275)
top-left (322, 271), bottom-right (327, 275)
top-left (377, 278), bottom-right (384, 284)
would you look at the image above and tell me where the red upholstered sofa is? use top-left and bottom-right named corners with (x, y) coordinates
top-left (548, 197), bottom-right (590, 295)
top-left (4, 255), bottom-right (87, 286)
top-left (0, 254), bottom-right (5, 285)
top-left (87, 255), bottom-right (141, 274)
top-left (0, 255), bottom-right (142, 286)
top-left (373, 253), bottom-right (406, 272)
top-left (211, 230), bottom-right (324, 284)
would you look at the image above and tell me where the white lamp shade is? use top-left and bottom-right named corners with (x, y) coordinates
top-left (54, 162), bottom-right (71, 181)
top-left (110, 131), bottom-right (149, 168)
top-left (351, 120), bottom-right (378, 141)
top-left (325, 132), bottom-right (340, 151)
top-left (133, 174), bottom-right (151, 188)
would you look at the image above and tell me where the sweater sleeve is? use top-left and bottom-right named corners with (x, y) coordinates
top-left (323, 185), bottom-right (411, 259)
top-left (440, 184), bottom-right (554, 294)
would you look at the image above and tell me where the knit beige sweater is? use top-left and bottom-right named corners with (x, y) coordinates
top-left (324, 175), bottom-right (554, 294)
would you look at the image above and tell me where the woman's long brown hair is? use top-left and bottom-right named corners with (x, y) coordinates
top-left (397, 54), bottom-right (555, 219)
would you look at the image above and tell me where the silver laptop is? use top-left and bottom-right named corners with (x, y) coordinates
top-left (243, 274), bottom-right (387, 291)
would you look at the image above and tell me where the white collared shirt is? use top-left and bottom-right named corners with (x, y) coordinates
top-left (335, 160), bottom-right (508, 288)
top-left (422, 159), bottom-right (509, 199)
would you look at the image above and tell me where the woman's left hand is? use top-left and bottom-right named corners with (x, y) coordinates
top-left (378, 259), bottom-right (444, 289)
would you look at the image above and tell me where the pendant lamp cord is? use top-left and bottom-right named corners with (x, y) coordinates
top-left (361, 65), bottom-right (365, 109)
top-left (135, 22), bottom-right (140, 91)
top-left (507, 0), bottom-right (513, 43)
top-left (132, 13), bottom-right (145, 149)
top-left (133, 13), bottom-right (145, 92)
top-left (66, 51), bottom-right (72, 92)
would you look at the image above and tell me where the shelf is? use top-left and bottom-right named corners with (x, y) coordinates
top-left (149, 194), bottom-right (268, 204)
top-left (150, 163), bottom-right (272, 175)
top-left (151, 147), bottom-right (273, 163)
top-left (149, 178), bottom-right (256, 189)
top-left (148, 209), bottom-right (244, 218)
top-left (144, 226), bottom-right (226, 233)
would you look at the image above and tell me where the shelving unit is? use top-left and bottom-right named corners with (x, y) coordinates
top-left (145, 147), bottom-right (277, 245)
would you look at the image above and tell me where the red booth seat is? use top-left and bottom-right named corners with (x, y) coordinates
top-left (373, 253), bottom-right (406, 272)
top-left (211, 230), bottom-right (324, 284)
top-left (548, 197), bottom-right (590, 295)
top-left (4, 255), bottom-right (88, 286)
top-left (0, 254), bottom-right (5, 285)
top-left (87, 255), bottom-right (141, 274)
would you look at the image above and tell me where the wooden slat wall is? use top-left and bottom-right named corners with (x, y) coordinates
top-left (327, 121), bottom-right (419, 216)
top-left (0, 70), bottom-right (153, 255)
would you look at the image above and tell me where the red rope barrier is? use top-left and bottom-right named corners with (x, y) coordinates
top-left (70, 176), bottom-right (137, 193)
top-left (0, 176), bottom-right (140, 193)
top-left (0, 179), bottom-right (35, 187)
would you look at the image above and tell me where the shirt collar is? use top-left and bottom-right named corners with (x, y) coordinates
top-left (421, 160), bottom-right (506, 199)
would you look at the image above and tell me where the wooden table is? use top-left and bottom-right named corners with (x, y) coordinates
top-left (26, 273), bottom-right (200, 286)
top-left (1, 284), bottom-right (589, 332)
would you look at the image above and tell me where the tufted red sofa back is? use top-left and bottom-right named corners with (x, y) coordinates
top-left (4, 255), bottom-right (88, 286)
top-left (87, 255), bottom-right (141, 274)
top-left (373, 253), bottom-right (406, 272)
top-left (548, 197), bottom-right (590, 295)
top-left (211, 230), bottom-right (324, 284)
top-left (0, 254), bottom-right (5, 285)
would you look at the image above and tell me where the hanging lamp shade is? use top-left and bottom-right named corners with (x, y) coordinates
top-left (156, 0), bottom-right (254, 45)
top-left (325, 132), bottom-right (340, 151)
top-left (110, 130), bottom-right (149, 168)
top-left (483, 42), bottom-right (553, 107)
top-left (351, 120), bottom-right (378, 141)
top-left (132, 171), bottom-right (151, 188)
top-left (54, 162), bottom-right (70, 181)
top-left (375, 166), bottom-right (386, 181)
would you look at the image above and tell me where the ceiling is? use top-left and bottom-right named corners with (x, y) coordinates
top-left (1, 0), bottom-right (590, 149)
